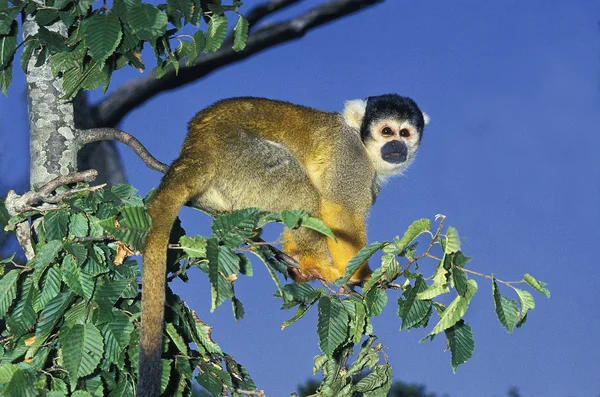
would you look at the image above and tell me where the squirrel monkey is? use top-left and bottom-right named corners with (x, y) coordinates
top-left (138, 94), bottom-right (428, 396)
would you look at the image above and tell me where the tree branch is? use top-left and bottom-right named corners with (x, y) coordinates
top-left (77, 128), bottom-right (169, 173)
top-left (92, 0), bottom-right (383, 127)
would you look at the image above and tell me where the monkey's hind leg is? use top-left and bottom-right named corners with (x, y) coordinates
top-left (319, 199), bottom-right (372, 285)
top-left (284, 227), bottom-right (334, 283)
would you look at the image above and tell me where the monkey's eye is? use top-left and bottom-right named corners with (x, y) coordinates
top-left (399, 129), bottom-right (411, 138)
top-left (381, 127), bottom-right (394, 137)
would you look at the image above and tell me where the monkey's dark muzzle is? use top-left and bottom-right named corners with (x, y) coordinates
top-left (381, 141), bottom-right (408, 164)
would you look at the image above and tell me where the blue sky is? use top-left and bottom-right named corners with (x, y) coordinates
top-left (2, 1), bottom-right (600, 396)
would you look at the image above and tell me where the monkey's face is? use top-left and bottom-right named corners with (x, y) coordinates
top-left (343, 94), bottom-right (428, 180)
top-left (363, 118), bottom-right (423, 178)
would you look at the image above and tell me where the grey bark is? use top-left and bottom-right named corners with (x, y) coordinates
top-left (23, 16), bottom-right (77, 189)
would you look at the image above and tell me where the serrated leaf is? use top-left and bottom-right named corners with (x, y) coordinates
top-left (492, 278), bottom-right (519, 333)
top-left (317, 296), bottom-right (348, 358)
top-left (336, 242), bottom-right (386, 286)
top-left (160, 359), bottom-right (172, 394)
top-left (127, 3), bottom-right (168, 41)
top-left (166, 322), bottom-right (188, 353)
top-left (0, 268), bottom-right (20, 319)
top-left (212, 208), bottom-right (259, 247)
top-left (6, 277), bottom-right (36, 337)
top-left (452, 266), bottom-right (468, 296)
top-left (0, 6), bottom-right (21, 35)
top-left (32, 240), bottom-right (63, 281)
top-left (299, 213), bottom-right (336, 240)
top-left (232, 296), bottom-right (245, 321)
top-left (0, 23), bottom-right (17, 69)
top-left (232, 15), bottom-right (248, 52)
top-left (313, 354), bottom-right (328, 375)
top-left (0, 64), bottom-right (11, 96)
top-left (445, 226), bottom-right (460, 254)
top-left (82, 12), bottom-right (122, 62)
top-left (33, 265), bottom-right (61, 311)
top-left (60, 323), bottom-right (104, 379)
top-left (186, 29), bottom-right (205, 66)
top-left (523, 273), bottom-right (550, 298)
top-left (427, 279), bottom-right (477, 337)
top-left (179, 235), bottom-right (207, 258)
top-left (189, 314), bottom-right (222, 354)
top-left (515, 288), bottom-right (535, 316)
top-left (395, 218), bottom-right (431, 251)
top-left (68, 212), bottom-right (89, 238)
top-left (61, 254), bottom-right (86, 298)
top-left (44, 209), bottom-right (70, 240)
top-left (398, 277), bottom-right (431, 330)
top-left (281, 302), bottom-right (312, 330)
top-left (365, 287), bottom-right (387, 317)
top-left (35, 292), bottom-right (73, 342)
top-left (98, 206), bottom-right (150, 251)
top-left (205, 14), bottom-right (227, 52)
top-left (94, 277), bottom-right (135, 323)
top-left (445, 320), bottom-right (474, 373)
top-left (280, 210), bottom-right (303, 229)
top-left (355, 364), bottom-right (392, 393)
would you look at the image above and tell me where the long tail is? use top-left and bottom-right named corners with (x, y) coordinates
top-left (137, 160), bottom-right (204, 397)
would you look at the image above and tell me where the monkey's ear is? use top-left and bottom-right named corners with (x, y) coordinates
top-left (423, 112), bottom-right (430, 125)
top-left (343, 99), bottom-right (367, 130)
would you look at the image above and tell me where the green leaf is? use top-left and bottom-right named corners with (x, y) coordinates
top-left (61, 254), bottom-right (86, 298)
top-left (492, 277), bottom-right (519, 333)
top-left (60, 323), bottom-right (104, 379)
top-left (68, 212), bottom-right (89, 238)
top-left (281, 302), bottom-right (312, 330)
top-left (0, 22), bottom-right (17, 69)
top-left (0, 64), bottom-right (11, 96)
top-left (395, 218), bottom-right (431, 252)
top-left (0, 364), bottom-right (38, 397)
top-left (35, 292), bottom-right (73, 342)
top-left (189, 313), bottom-right (222, 354)
top-left (0, 268), bottom-right (20, 319)
top-left (355, 364), bottom-right (392, 393)
top-left (127, 3), bottom-right (168, 41)
top-left (0, 6), bottom-right (21, 35)
top-left (299, 213), bottom-right (336, 240)
top-left (5, 277), bottom-right (36, 337)
top-left (33, 265), bottom-right (61, 311)
top-left (186, 29), bottom-right (205, 66)
top-left (365, 287), bottom-right (387, 317)
top-left (336, 242), bottom-right (386, 286)
top-left (212, 208), bottom-right (259, 247)
top-left (166, 322), bottom-right (188, 353)
top-left (94, 277), bottom-right (136, 323)
top-left (445, 226), bottom-right (460, 254)
top-left (232, 15), bottom-right (248, 52)
top-left (0, 197), bottom-right (9, 228)
top-left (98, 206), bottom-right (150, 251)
top-left (317, 296), bottom-right (348, 358)
top-left (44, 209), bottom-right (70, 241)
top-left (32, 240), bottom-right (64, 281)
top-left (445, 320), bottom-right (474, 373)
top-left (427, 279), bottom-right (477, 337)
top-left (179, 235), bottom-right (207, 258)
top-left (204, 14), bottom-right (227, 52)
top-left (416, 262), bottom-right (449, 300)
top-left (523, 273), bottom-right (550, 298)
top-left (397, 276), bottom-right (431, 330)
top-left (231, 296), bottom-right (245, 321)
top-left (280, 210), bottom-right (303, 229)
top-left (515, 288), bottom-right (535, 317)
top-left (452, 266), bottom-right (468, 296)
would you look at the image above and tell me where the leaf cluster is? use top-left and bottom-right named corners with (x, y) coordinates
top-left (0, 0), bottom-right (249, 96)
top-left (0, 184), bottom-right (551, 396)
top-left (0, 184), bottom-right (254, 396)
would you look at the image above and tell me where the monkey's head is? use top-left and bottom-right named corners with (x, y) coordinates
top-left (343, 94), bottom-right (429, 180)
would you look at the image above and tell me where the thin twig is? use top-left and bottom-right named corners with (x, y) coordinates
top-left (77, 128), bottom-right (169, 173)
